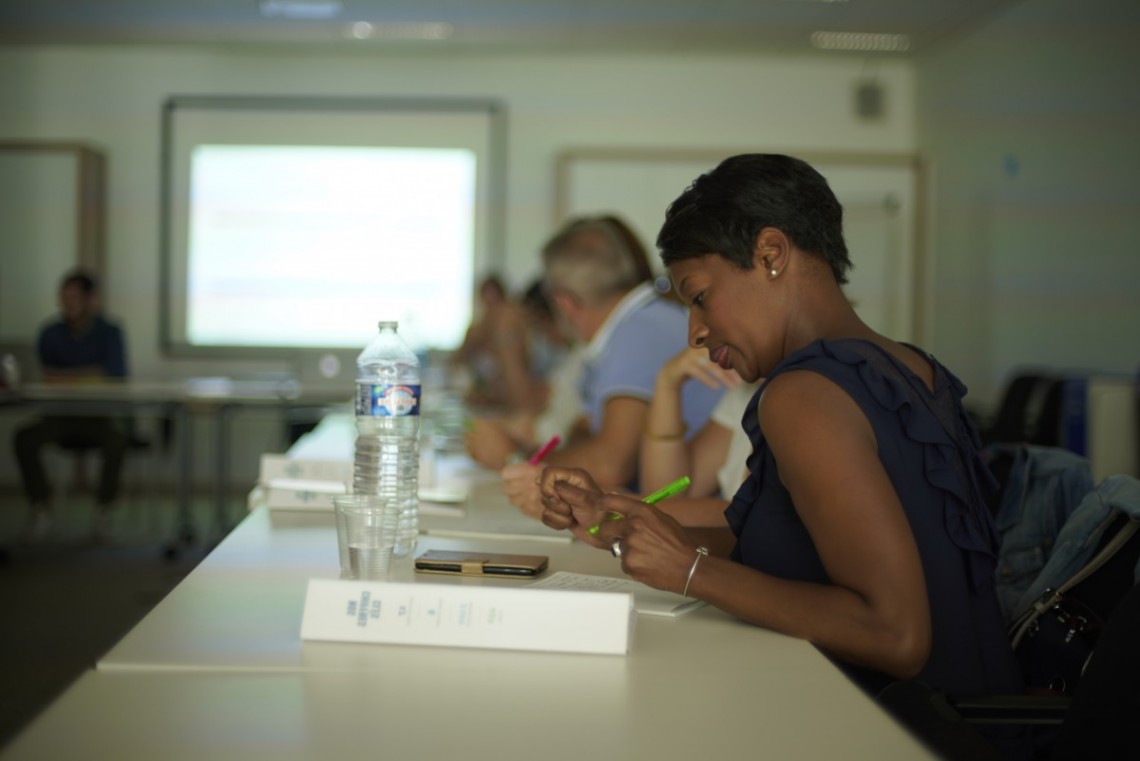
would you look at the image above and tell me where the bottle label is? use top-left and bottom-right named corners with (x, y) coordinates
top-left (357, 383), bottom-right (421, 417)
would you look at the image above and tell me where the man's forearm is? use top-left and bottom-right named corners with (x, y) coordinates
top-left (543, 438), bottom-right (636, 490)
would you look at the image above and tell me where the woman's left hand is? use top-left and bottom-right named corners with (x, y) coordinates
top-left (595, 500), bottom-right (699, 595)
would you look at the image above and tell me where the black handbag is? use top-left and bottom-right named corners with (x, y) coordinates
top-left (1011, 588), bottom-right (1101, 695)
top-left (1008, 517), bottom-right (1140, 695)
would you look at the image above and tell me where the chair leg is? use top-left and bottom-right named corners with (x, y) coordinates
top-left (52, 449), bottom-right (90, 532)
top-left (128, 449), bottom-right (163, 539)
top-left (70, 456), bottom-right (83, 493)
top-left (121, 441), bottom-right (168, 540)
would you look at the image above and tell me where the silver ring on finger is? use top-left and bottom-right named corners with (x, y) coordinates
top-left (611, 540), bottom-right (623, 558)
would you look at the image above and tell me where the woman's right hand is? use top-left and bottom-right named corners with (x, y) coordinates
top-left (595, 500), bottom-right (699, 596)
top-left (657, 345), bottom-right (742, 392)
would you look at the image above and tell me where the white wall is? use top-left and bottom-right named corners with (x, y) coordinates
top-left (0, 45), bottom-right (915, 489)
top-left (0, 46), bottom-right (915, 380)
top-left (916, 0), bottom-right (1140, 410)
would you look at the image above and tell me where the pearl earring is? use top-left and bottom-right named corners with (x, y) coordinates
top-left (762, 257), bottom-right (778, 279)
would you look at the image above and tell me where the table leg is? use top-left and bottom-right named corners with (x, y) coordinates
top-left (164, 402), bottom-right (196, 559)
top-left (215, 403), bottom-right (233, 536)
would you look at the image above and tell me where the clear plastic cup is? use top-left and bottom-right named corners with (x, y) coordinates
top-left (333, 494), bottom-right (399, 581)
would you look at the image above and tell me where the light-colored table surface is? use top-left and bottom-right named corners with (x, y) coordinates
top-left (2, 658), bottom-right (932, 761)
top-left (97, 508), bottom-right (584, 672)
top-left (6, 506), bottom-right (937, 759)
top-left (2, 425), bottom-right (938, 760)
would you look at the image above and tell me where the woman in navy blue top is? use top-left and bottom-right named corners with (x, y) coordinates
top-left (536, 154), bottom-right (1022, 704)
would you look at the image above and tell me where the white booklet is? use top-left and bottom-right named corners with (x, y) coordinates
top-left (529, 571), bottom-right (706, 618)
top-left (261, 478), bottom-right (464, 517)
top-left (300, 579), bottom-right (633, 654)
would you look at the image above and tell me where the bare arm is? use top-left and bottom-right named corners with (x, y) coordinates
top-left (492, 303), bottom-right (548, 415)
top-left (599, 371), bottom-right (932, 680)
top-left (654, 495), bottom-right (731, 529)
top-left (465, 416), bottom-right (534, 469)
top-left (502, 396), bottom-right (646, 518)
top-left (639, 346), bottom-right (740, 496)
top-left (542, 395), bottom-right (647, 489)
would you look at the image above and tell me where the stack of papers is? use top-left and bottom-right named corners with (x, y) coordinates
top-left (529, 571), bottom-right (706, 618)
top-left (258, 454), bottom-right (350, 512)
top-left (257, 454), bottom-right (466, 516)
top-left (263, 477), bottom-right (345, 510)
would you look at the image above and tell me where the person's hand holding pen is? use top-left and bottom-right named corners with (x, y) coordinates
top-left (501, 435), bottom-right (561, 520)
top-left (594, 497), bottom-right (702, 596)
top-left (502, 461), bottom-right (545, 520)
top-left (527, 435), bottom-right (561, 465)
top-left (540, 468), bottom-right (702, 592)
top-left (586, 476), bottom-right (690, 536)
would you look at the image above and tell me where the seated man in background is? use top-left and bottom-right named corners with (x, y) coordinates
top-left (492, 215), bottom-right (724, 518)
top-left (13, 268), bottom-right (130, 540)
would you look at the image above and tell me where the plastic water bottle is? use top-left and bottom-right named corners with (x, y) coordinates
top-left (353, 321), bottom-right (421, 560)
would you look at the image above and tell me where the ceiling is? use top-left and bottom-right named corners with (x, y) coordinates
top-left (0, 0), bottom-right (1024, 56)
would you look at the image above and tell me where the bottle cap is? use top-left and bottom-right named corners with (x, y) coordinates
top-left (378, 320), bottom-right (399, 330)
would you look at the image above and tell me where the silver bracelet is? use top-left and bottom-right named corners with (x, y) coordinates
top-left (682, 546), bottom-right (709, 598)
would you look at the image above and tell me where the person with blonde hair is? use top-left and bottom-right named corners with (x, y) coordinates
top-left (494, 215), bottom-right (723, 518)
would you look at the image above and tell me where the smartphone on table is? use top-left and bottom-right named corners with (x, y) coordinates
top-left (414, 550), bottom-right (549, 578)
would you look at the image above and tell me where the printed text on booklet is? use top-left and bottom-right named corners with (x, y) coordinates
top-left (300, 579), bottom-right (633, 654)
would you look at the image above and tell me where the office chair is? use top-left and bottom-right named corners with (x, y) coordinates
top-left (1047, 580), bottom-right (1140, 760)
top-left (884, 578), bottom-right (1140, 761)
top-left (949, 575), bottom-right (1140, 761)
top-left (887, 510), bottom-right (1140, 761)
top-left (1026, 379), bottom-right (1064, 447)
top-left (981, 371), bottom-right (1060, 447)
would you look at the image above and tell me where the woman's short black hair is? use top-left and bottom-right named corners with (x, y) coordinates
top-left (657, 154), bottom-right (852, 284)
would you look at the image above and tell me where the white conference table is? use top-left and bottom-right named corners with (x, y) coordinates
top-left (1, 426), bottom-right (938, 760)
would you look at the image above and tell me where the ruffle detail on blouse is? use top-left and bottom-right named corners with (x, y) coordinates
top-left (734, 339), bottom-right (1001, 591)
top-left (725, 389), bottom-right (766, 542)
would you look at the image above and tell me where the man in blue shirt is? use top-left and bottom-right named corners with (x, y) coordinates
top-left (13, 269), bottom-right (130, 540)
top-left (498, 216), bottom-right (723, 518)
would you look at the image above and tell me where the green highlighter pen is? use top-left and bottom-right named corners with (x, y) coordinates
top-left (587, 475), bottom-right (691, 536)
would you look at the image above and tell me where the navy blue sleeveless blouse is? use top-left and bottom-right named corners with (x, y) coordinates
top-left (725, 338), bottom-right (1022, 697)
